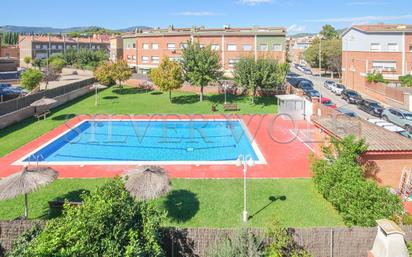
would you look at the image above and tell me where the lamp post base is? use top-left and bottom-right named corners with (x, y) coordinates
top-left (243, 210), bottom-right (248, 223)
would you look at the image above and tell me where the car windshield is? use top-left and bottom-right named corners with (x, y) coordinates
top-left (336, 84), bottom-right (345, 89)
top-left (323, 100), bottom-right (332, 105)
top-left (348, 92), bottom-right (359, 97)
top-left (404, 114), bottom-right (412, 120)
top-left (369, 103), bottom-right (383, 108)
top-left (311, 92), bottom-right (320, 96)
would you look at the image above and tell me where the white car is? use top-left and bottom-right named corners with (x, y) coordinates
top-left (324, 80), bottom-right (335, 90)
top-left (330, 83), bottom-right (346, 95)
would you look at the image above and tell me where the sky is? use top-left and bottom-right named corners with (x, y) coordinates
top-left (1, 0), bottom-right (412, 34)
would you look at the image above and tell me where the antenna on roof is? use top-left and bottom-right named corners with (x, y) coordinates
top-left (223, 24), bottom-right (230, 29)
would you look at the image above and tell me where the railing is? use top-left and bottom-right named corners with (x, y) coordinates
top-left (0, 78), bottom-right (94, 116)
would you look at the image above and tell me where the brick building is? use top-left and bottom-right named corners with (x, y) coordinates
top-left (118, 26), bottom-right (287, 74)
top-left (109, 35), bottom-right (123, 62)
top-left (19, 34), bottom-right (110, 67)
top-left (288, 35), bottom-right (314, 65)
top-left (342, 24), bottom-right (412, 92)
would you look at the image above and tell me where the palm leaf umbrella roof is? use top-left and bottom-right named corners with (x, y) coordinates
top-left (30, 98), bottom-right (57, 107)
top-left (0, 166), bottom-right (58, 200)
top-left (123, 166), bottom-right (171, 201)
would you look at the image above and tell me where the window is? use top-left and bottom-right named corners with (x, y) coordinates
top-left (132, 56), bottom-right (136, 60)
top-left (51, 45), bottom-right (57, 50)
top-left (127, 55), bottom-right (132, 61)
top-left (227, 44), bottom-right (237, 51)
top-left (211, 44), bottom-right (220, 51)
top-left (243, 44), bottom-right (252, 51)
top-left (142, 43), bottom-right (149, 50)
top-left (372, 61), bottom-right (397, 71)
top-left (272, 44), bottom-right (282, 51)
top-left (152, 56), bottom-right (160, 64)
top-left (258, 44), bottom-right (268, 51)
top-left (228, 59), bottom-right (240, 67)
top-left (370, 43), bottom-right (381, 52)
top-left (199, 44), bottom-right (205, 48)
top-left (409, 44), bottom-right (412, 52)
top-left (35, 45), bottom-right (41, 49)
top-left (141, 56), bottom-right (149, 64)
top-left (96, 45), bottom-right (100, 49)
top-left (91, 45), bottom-right (96, 49)
top-left (170, 56), bottom-right (183, 62)
top-left (152, 43), bottom-right (159, 50)
top-left (58, 45), bottom-right (63, 50)
top-left (42, 45), bottom-right (48, 50)
top-left (180, 43), bottom-right (188, 49)
top-left (387, 43), bottom-right (399, 52)
top-left (167, 43), bottom-right (176, 50)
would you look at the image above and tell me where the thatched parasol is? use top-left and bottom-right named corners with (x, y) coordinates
top-left (0, 166), bottom-right (58, 218)
top-left (30, 97), bottom-right (57, 107)
top-left (123, 166), bottom-right (171, 201)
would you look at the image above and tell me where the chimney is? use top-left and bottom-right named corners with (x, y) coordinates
top-left (223, 24), bottom-right (231, 29)
top-left (369, 219), bottom-right (408, 257)
top-left (168, 25), bottom-right (174, 32)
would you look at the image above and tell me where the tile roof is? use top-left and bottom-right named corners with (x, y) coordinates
top-left (352, 24), bottom-right (412, 33)
top-left (19, 35), bottom-right (109, 44)
top-left (312, 116), bottom-right (412, 152)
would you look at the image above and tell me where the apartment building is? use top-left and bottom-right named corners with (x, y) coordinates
top-left (342, 24), bottom-right (412, 91)
top-left (119, 26), bottom-right (287, 74)
top-left (110, 35), bottom-right (124, 62)
top-left (19, 34), bottom-right (110, 67)
top-left (288, 35), bottom-right (314, 65)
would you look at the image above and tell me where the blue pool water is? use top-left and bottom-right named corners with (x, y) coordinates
top-left (24, 120), bottom-right (259, 162)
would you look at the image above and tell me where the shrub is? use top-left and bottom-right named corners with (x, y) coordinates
top-left (265, 218), bottom-right (312, 257)
top-left (7, 224), bottom-right (42, 257)
top-left (94, 61), bottom-right (115, 85)
top-left (205, 228), bottom-right (264, 257)
top-left (20, 68), bottom-right (43, 91)
top-left (311, 136), bottom-right (403, 227)
top-left (367, 72), bottom-right (388, 84)
top-left (400, 74), bottom-right (412, 88)
top-left (23, 178), bottom-right (165, 257)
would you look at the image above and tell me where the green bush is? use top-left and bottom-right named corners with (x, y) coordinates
top-left (206, 228), bottom-right (264, 257)
top-left (22, 178), bottom-right (165, 257)
top-left (7, 224), bottom-right (42, 257)
top-left (367, 72), bottom-right (388, 84)
top-left (400, 74), bottom-right (412, 87)
top-left (20, 68), bottom-right (44, 91)
top-left (311, 136), bottom-right (403, 227)
top-left (265, 218), bottom-right (312, 257)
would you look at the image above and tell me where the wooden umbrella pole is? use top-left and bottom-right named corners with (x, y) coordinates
top-left (24, 193), bottom-right (28, 219)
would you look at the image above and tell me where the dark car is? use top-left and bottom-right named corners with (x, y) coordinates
top-left (298, 81), bottom-right (314, 95)
top-left (286, 72), bottom-right (299, 78)
top-left (358, 99), bottom-right (384, 117)
top-left (342, 89), bottom-right (363, 104)
top-left (287, 77), bottom-right (311, 88)
top-left (0, 83), bottom-right (12, 89)
top-left (306, 90), bottom-right (321, 100)
top-left (336, 107), bottom-right (357, 117)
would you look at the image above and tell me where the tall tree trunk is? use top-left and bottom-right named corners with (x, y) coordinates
top-left (200, 86), bottom-right (204, 102)
top-left (169, 90), bottom-right (172, 103)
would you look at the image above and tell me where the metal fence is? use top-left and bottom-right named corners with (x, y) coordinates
top-left (0, 78), bottom-right (95, 116)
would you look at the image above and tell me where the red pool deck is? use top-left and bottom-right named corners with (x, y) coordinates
top-left (0, 114), bottom-right (317, 179)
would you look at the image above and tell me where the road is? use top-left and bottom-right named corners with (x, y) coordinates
top-left (290, 67), bottom-right (374, 120)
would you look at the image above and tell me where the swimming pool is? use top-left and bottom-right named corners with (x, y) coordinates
top-left (18, 119), bottom-right (265, 165)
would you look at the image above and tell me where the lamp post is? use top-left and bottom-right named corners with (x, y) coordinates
top-left (318, 35), bottom-right (324, 80)
top-left (223, 82), bottom-right (229, 104)
top-left (236, 154), bottom-right (255, 223)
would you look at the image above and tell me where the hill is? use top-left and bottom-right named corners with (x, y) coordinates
top-left (0, 25), bottom-right (151, 34)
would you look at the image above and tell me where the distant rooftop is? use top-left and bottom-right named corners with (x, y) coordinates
top-left (123, 26), bottom-right (287, 38)
top-left (19, 34), bottom-right (110, 44)
top-left (351, 24), bottom-right (412, 33)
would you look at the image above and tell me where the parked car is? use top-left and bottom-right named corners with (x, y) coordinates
top-left (341, 89), bottom-right (363, 104)
top-left (381, 108), bottom-right (412, 133)
top-left (302, 67), bottom-right (313, 75)
top-left (324, 80), bottom-right (335, 90)
top-left (0, 83), bottom-right (12, 89)
top-left (367, 118), bottom-right (412, 139)
top-left (331, 83), bottom-right (345, 95)
top-left (0, 87), bottom-right (23, 101)
top-left (336, 107), bottom-right (357, 117)
top-left (287, 77), bottom-right (310, 88)
top-left (306, 90), bottom-right (321, 100)
top-left (320, 97), bottom-right (337, 109)
top-left (297, 81), bottom-right (314, 95)
top-left (358, 99), bottom-right (384, 117)
top-left (286, 72), bottom-right (299, 78)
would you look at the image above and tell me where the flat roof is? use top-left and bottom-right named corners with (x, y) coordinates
top-left (276, 94), bottom-right (304, 101)
top-left (313, 115), bottom-right (412, 152)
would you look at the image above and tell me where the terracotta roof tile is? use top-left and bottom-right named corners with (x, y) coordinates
top-left (352, 24), bottom-right (412, 33)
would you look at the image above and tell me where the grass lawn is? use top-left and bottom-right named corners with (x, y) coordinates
top-left (0, 178), bottom-right (344, 228)
top-left (0, 87), bottom-right (277, 157)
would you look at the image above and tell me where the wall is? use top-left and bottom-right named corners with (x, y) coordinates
top-left (1, 220), bottom-right (412, 257)
top-left (0, 46), bottom-right (19, 59)
top-left (343, 29), bottom-right (403, 52)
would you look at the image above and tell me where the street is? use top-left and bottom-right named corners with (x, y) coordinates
top-left (291, 67), bottom-right (374, 120)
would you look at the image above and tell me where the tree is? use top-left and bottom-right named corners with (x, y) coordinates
top-left (62, 48), bottom-right (77, 66)
top-left (181, 41), bottom-right (222, 101)
top-left (319, 24), bottom-right (339, 40)
top-left (234, 57), bottom-right (289, 103)
top-left (94, 62), bottom-right (116, 85)
top-left (311, 136), bottom-right (403, 226)
top-left (150, 58), bottom-right (184, 102)
top-left (50, 58), bottom-right (65, 73)
top-left (323, 38), bottom-right (342, 77)
top-left (112, 60), bottom-right (132, 88)
top-left (20, 68), bottom-right (43, 91)
top-left (399, 74), bottom-right (412, 87)
top-left (23, 178), bottom-right (165, 257)
top-left (23, 56), bottom-right (32, 67)
top-left (31, 59), bottom-right (43, 70)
